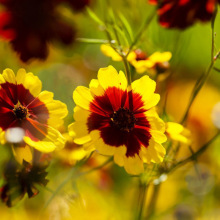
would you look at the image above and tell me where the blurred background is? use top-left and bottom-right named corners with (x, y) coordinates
top-left (1, 0), bottom-right (220, 219)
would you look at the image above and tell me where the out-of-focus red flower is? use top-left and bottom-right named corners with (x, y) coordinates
top-left (0, 160), bottom-right (48, 207)
top-left (59, 0), bottom-right (91, 11)
top-left (0, 0), bottom-right (90, 62)
top-left (150, 0), bottom-right (219, 29)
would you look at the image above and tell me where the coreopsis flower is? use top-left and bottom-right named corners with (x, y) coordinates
top-left (69, 66), bottom-right (166, 175)
top-left (0, 0), bottom-right (90, 62)
top-left (150, 0), bottom-right (219, 29)
top-left (130, 50), bottom-right (172, 74)
top-left (100, 44), bottom-right (136, 61)
top-left (101, 45), bottom-right (171, 74)
top-left (56, 133), bottom-right (89, 166)
top-left (0, 68), bottom-right (68, 155)
top-left (166, 122), bottom-right (191, 144)
top-left (0, 160), bottom-right (48, 207)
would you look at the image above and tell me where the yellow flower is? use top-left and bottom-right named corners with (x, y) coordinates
top-left (100, 44), bottom-right (136, 62)
top-left (130, 50), bottom-right (172, 74)
top-left (100, 45), bottom-right (172, 74)
top-left (55, 133), bottom-right (89, 165)
top-left (0, 68), bottom-right (68, 156)
top-left (69, 66), bottom-right (166, 175)
top-left (166, 122), bottom-right (191, 144)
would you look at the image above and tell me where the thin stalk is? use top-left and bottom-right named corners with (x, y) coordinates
top-left (43, 157), bottom-right (113, 210)
top-left (180, 8), bottom-right (218, 124)
top-left (126, 9), bottom-right (156, 57)
top-left (137, 183), bottom-right (149, 220)
top-left (181, 51), bottom-right (220, 124)
top-left (76, 38), bottom-right (110, 44)
top-left (169, 132), bottom-right (220, 173)
top-left (145, 184), bottom-right (161, 219)
top-left (137, 165), bottom-right (156, 220)
top-left (122, 56), bottom-right (132, 86)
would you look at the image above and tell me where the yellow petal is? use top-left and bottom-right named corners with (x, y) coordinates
top-left (100, 44), bottom-right (122, 61)
top-left (38, 90), bottom-right (54, 103)
top-left (113, 146), bottom-right (126, 167)
top-left (16, 69), bottom-right (42, 96)
top-left (150, 130), bottom-right (167, 143)
top-left (73, 106), bottom-right (90, 122)
top-left (148, 116), bottom-right (165, 133)
top-left (123, 155), bottom-right (144, 175)
top-left (98, 66), bottom-right (127, 91)
top-left (131, 75), bottom-right (156, 101)
top-left (144, 94), bottom-right (160, 109)
top-left (46, 100), bottom-right (68, 128)
top-left (24, 126), bottom-right (65, 153)
top-left (2, 68), bottom-right (16, 84)
top-left (73, 86), bottom-right (93, 110)
top-left (127, 51), bottom-right (137, 62)
top-left (141, 140), bottom-right (165, 163)
top-left (0, 130), bottom-right (6, 145)
top-left (12, 144), bottom-right (33, 164)
top-left (91, 131), bottom-right (115, 156)
top-left (68, 122), bottom-right (91, 144)
top-left (89, 79), bottom-right (105, 96)
top-left (149, 52), bottom-right (172, 63)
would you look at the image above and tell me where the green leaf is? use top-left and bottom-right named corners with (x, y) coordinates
top-left (76, 38), bottom-right (109, 44)
top-left (86, 7), bottom-right (105, 26)
top-left (118, 13), bottom-right (134, 42)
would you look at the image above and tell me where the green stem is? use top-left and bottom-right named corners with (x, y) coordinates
top-left (126, 9), bottom-right (156, 57)
top-left (137, 183), bottom-right (149, 220)
top-left (145, 184), bottom-right (161, 219)
top-left (76, 38), bottom-right (111, 44)
top-left (180, 7), bottom-right (218, 124)
top-left (122, 56), bottom-right (132, 86)
top-left (43, 157), bottom-right (113, 210)
top-left (180, 51), bottom-right (220, 124)
top-left (169, 132), bottom-right (220, 173)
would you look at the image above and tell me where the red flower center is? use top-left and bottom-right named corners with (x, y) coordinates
top-left (135, 49), bottom-right (147, 61)
top-left (13, 104), bottom-right (28, 120)
top-left (110, 107), bottom-right (136, 132)
top-left (87, 87), bottom-right (152, 157)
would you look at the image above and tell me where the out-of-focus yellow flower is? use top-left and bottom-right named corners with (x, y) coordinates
top-left (100, 44), bottom-right (172, 74)
top-left (100, 44), bottom-right (136, 61)
top-left (56, 133), bottom-right (90, 166)
top-left (69, 65), bottom-right (166, 175)
top-left (130, 50), bottom-right (172, 74)
top-left (0, 68), bottom-right (68, 162)
top-left (166, 122), bottom-right (191, 144)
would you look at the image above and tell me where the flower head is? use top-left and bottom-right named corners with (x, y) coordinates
top-left (56, 133), bottom-right (90, 166)
top-left (0, 0), bottom-right (90, 62)
top-left (151, 0), bottom-right (219, 29)
top-left (166, 122), bottom-right (191, 144)
top-left (0, 160), bottom-right (48, 207)
top-left (0, 68), bottom-right (68, 154)
top-left (69, 66), bottom-right (166, 174)
top-left (130, 50), bottom-right (172, 74)
top-left (101, 45), bottom-right (171, 74)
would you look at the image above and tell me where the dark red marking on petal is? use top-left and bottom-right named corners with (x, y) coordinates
top-left (87, 87), bottom-right (151, 157)
top-left (0, 82), bottom-right (49, 141)
top-left (157, 0), bottom-right (217, 29)
top-left (134, 49), bottom-right (148, 61)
